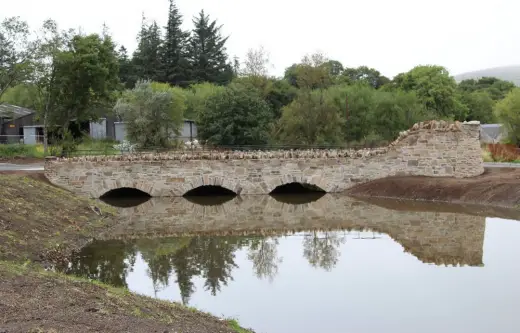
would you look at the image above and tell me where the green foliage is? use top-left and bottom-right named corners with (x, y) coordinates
top-left (114, 80), bottom-right (185, 147)
top-left (132, 17), bottom-right (163, 82)
top-left (186, 10), bottom-right (233, 85)
top-left (459, 77), bottom-right (515, 101)
top-left (0, 83), bottom-right (40, 110)
top-left (338, 66), bottom-right (390, 89)
top-left (276, 88), bottom-right (345, 145)
top-left (50, 33), bottom-right (120, 127)
top-left (0, 16), bottom-right (36, 100)
top-left (197, 83), bottom-right (272, 145)
top-left (494, 88), bottom-right (520, 145)
top-left (460, 90), bottom-right (495, 123)
top-left (0, 144), bottom-right (44, 158)
top-left (184, 82), bottom-right (224, 120)
top-left (161, 0), bottom-right (190, 86)
top-left (391, 65), bottom-right (466, 120)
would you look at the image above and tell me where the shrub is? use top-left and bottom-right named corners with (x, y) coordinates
top-left (487, 143), bottom-right (520, 162)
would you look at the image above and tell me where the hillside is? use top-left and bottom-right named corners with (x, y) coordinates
top-left (454, 65), bottom-right (520, 86)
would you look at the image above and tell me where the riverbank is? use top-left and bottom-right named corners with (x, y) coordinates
top-left (346, 167), bottom-right (520, 209)
top-left (0, 174), bottom-right (253, 333)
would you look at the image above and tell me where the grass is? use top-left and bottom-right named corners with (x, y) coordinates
top-left (0, 138), bottom-right (120, 159)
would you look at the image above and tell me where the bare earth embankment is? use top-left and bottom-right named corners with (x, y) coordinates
top-left (346, 167), bottom-right (520, 209)
top-left (0, 173), bottom-right (252, 333)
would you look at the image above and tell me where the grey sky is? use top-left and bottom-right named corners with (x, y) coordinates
top-left (3, 0), bottom-right (519, 78)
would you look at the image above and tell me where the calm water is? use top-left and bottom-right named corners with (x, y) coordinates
top-left (62, 194), bottom-right (520, 333)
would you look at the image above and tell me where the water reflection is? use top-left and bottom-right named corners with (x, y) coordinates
top-left (96, 195), bottom-right (486, 266)
top-left (62, 195), bottom-right (520, 333)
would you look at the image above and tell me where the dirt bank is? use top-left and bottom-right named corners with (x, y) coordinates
top-left (346, 168), bottom-right (520, 209)
top-left (0, 174), bottom-right (252, 333)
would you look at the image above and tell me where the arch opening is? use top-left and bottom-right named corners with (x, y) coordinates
top-left (183, 185), bottom-right (237, 197)
top-left (269, 182), bottom-right (326, 205)
top-left (270, 182), bottom-right (326, 195)
top-left (100, 187), bottom-right (151, 208)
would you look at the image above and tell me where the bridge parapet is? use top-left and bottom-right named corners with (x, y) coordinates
top-left (44, 120), bottom-right (484, 197)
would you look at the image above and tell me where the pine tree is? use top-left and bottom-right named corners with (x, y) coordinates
top-left (117, 46), bottom-right (136, 88)
top-left (161, 0), bottom-right (190, 86)
top-left (186, 10), bottom-right (233, 85)
top-left (132, 15), bottom-right (163, 81)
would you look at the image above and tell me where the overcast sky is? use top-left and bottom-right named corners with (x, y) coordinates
top-left (3, 0), bottom-right (519, 78)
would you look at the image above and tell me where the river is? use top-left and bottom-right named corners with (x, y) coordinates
top-left (61, 194), bottom-right (520, 333)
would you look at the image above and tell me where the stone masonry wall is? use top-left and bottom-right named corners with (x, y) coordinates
top-left (101, 195), bottom-right (486, 267)
top-left (44, 120), bottom-right (484, 198)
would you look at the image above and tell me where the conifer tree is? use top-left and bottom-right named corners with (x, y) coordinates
top-left (132, 15), bottom-right (163, 81)
top-left (161, 0), bottom-right (190, 86)
top-left (186, 10), bottom-right (233, 85)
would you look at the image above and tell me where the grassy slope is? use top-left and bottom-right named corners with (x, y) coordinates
top-left (0, 174), bottom-right (253, 333)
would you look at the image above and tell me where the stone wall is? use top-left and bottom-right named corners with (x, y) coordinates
top-left (44, 120), bottom-right (484, 197)
top-left (100, 195), bottom-right (485, 267)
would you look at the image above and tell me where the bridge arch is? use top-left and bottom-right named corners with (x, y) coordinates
top-left (183, 185), bottom-right (237, 197)
top-left (93, 178), bottom-right (153, 198)
top-left (265, 174), bottom-right (333, 194)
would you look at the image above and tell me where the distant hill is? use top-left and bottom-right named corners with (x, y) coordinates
top-left (454, 65), bottom-right (520, 86)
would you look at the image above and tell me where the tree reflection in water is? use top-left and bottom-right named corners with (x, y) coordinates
top-left (64, 232), bottom-right (344, 303)
top-left (303, 231), bottom-right (346, 271)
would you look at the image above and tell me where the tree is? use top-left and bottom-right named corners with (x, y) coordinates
top-left (114, 80), bottom-right (185, 147)
top-left (50, 33), bottom-right (120, 130)
top-left (458, 77), bottom-right (515, 101)
top-left (461, 90), bottom-right (495, 123)
top-left (275, 52), bottom-right (343, 145)
top-left (0, 83), bottom-right (40, 110)
top-left (117, 46), bottom-right (136, 89)
top-left (390, 65), bottom-right (467, 120)
top-left (197, 83), bottom-right (272, 145)
top-left (186, 10), bottom-right (233, 85)
top-left (31, 19), bottom-right (74, 153)
top-left (303, 231), bottom-right (345, 271)
top-left (494, 88), bottom-right (520, 145)
top-left (161, 0), bottom-right (190, 86)
top-left (247, 237), bottom-right (283, 283)
top-left (132, 16), bottom-right (163, 82)
top-left (275, 88), bottom-right (345, 145)
top-left (284, 52), bottom-right (333, 90)
top-left (184, 82), bottom-right (224, 120)
top-left (339, 66), bottom-right (390, 89)
top-left (0, 16), bottom-right (37, 100)
top-left (240, 45), bottom-right (271, 77)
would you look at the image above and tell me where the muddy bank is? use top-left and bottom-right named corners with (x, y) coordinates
top-left (346, 168), bottom-right (520, 209)
top-left (0, 174), bottom-right (252, 333)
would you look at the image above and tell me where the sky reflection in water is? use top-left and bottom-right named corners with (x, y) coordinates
top-left (64, 195), bottom-right (520, 333)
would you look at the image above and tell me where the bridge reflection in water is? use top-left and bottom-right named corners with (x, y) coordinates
top-left (61, 194), bottom-right (490, 295)
top-left (96, 194), bottom-right (485, 267)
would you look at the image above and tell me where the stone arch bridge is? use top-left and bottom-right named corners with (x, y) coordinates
top-left (44, 121), bottom-right (484, 198)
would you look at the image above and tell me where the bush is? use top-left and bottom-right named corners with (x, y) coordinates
top-left (0, 144), bottom-right (44, 158)
top-left (487, 143), bottom-right (520, 162)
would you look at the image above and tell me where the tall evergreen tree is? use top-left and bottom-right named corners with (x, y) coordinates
top-left (117, 46), bottom-right (136, 89)
top-left (186, 10), bottom-right (233, 85)
top-left (132, 15), bottom-right (163, 81)
top-left (161, 0), bottom-right (189, 86)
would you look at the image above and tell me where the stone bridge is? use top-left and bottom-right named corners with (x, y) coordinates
top-left (44, 120), bottom-right (484, 198)
top-left (100, 195), bottom-right (486, 266)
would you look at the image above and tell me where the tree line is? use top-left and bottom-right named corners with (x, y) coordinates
top-left (1, 0), bottom-right (519, 151)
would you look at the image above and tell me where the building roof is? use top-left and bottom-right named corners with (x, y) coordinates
top-left (0, 103), bottom-right (35, 120)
